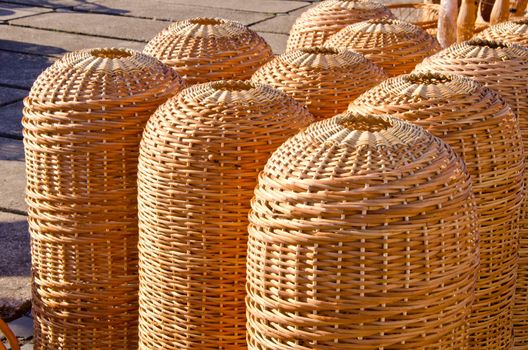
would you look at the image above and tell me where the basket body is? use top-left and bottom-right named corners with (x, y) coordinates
top-left (387, 2), bottom-right (440, 31)
top-left (286, 0), bottom-right (394, 51)
top-left (144, 17), bottom-right (273, 85)
top-left (22, 48), bottom-right (185, 349)
top-left (351, 72), bottom-right (524, 349)
top-left (326, 19), bottom-right (440, 77)
top-left (415, 39), bottom-right (528, 348)
top-left (477, 18), bottom-right (528, 46)
top-left (252, 47), bottom-right (386, 120)
top-left (137, 81), bottom-right (313, 349)
top-left (246, 112), bottom-right (478, 349)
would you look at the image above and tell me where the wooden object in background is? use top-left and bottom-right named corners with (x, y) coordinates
top-left (438, 0), bottom-right (458, 47)
top-left (458, 0), bottom-right (478, 41)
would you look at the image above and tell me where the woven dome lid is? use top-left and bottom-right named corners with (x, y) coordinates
top-left (478, 18), bottom-right (528, 46)
top-left (275, 46), bottom-right (375, 69)
top-left (27, 48), bottom-right (183, 109)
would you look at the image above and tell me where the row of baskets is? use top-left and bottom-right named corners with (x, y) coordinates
top-left (20, 1), bottom-right (528, 349)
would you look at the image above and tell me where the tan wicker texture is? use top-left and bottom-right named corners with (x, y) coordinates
top-left (246, 111), bottom-right (479, 349)
top-left (22, 48), bottom-right (185, 350)
top-left (386, 2), bottom-right (440, 31)
top-left (144, 17), bottom-right (273, 85)
top-left (325, 19), bottom-right (441, 77)
top-left (137, 80), bottom-right (314, 350)
top-left (0, 320), bottom-right (20, 350)
top-left (251, 47), bottom-right (386, 120)
top-left (478, 18), bottom-right (528, 46)
top-left (414, 39), bottom-right (528, 348)
top-left (350, 72), bottom-right (524, 349)
top-left (286, 0), bottom-right (394, 51)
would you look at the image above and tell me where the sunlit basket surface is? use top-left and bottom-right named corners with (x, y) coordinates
top-left (351, 72), bottom-right (524, 349)
top-left (137, 80), bottom-right (314, 350)
top-left (251, 46), bottom-right (386, 120)
top-left (144, 17), bottom-right (273, 85)
top-left (246, 111), bottom-right (479, 349)
top-left (326, 18), bottom-right (440, 77)
top-left (477, 18), bottom-right (528, 46)
top-left (386, 2), bottom-right (439, 30)
top-left (22, 48), bottom-right (185, 349)
top-left (415, 39), bottom-right (528, 348)
top-left (286, 0), bottom-right (394, 51)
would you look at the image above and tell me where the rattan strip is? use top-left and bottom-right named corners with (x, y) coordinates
top-left (477, 18), bottom-right (528, 46)
top-left (137, 80), bottom-right (314, 350)
top-left (23, 48), bottom-right (185, 350)
top-left (144, 17), bottom-right (273, 85)
top-left (251, 46), bottom-right (386, 120)
top-left (325, 19), bottom-right (440, 77)
top-left (286, 0), bottom-right (394, 51)
top-left (414, 39), bottom-right (528, 348)
top-left (350, 72), bottom-right (524, 349)
top-left (246, 111), bottom-right (479, 349)
top-left (386, 2), bottom-right (440, 30)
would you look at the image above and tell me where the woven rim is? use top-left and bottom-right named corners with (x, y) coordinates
top-left (326, 18), bottom-right (440, 76)
top-left (351, 72), bottom-right (524, 348)
top-left (252, 47), bottom-right (386, 120)
top-left (478, 18), bottom-right (528, 46)
top-left (143, 17), bottom-right (273, 84)
top-left (247, 110), bottom-right (478, 348)
top-left (137, 79), bottom-right (313, 349)
top-left (286, 0), bottom-right (394, 51)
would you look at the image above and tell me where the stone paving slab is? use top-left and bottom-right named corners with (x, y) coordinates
top-left (0, 100), bottom-right (24, 139)
top-left (166, 0), bottom-right (308, 13)
top-left (73, 0), bottom-right (274, 25)
top-left (0, 137), bottom-right (26, 213)
top-left (0, 25), bottom-right (145, 57)
top-left (258, 31), bottom-right (289, 54)
top-left (0, 0), bottom-right (79, 8)
top-left (251, 7), bottom-right (309, 34)
top-left (10, 10), bottom-right (169, 42)
top-left (0, 211), bottom-right (30, 321)
top-left (0, 2), bottom-right (51, 22)
top-left (0, 86), bottom-right (26, 107)
top-left (0, 51), bottom-right (52, 89)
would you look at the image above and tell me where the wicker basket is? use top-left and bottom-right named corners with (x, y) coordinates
top-left (137, 80), bottom-right (313, 349)
top-left (246, 111), bottom-right (479, 349)
top-left (325, 18), bottom-right (441, 77)
top-left (22, 48), bottom-right (185, 349)
top-left (351, 72), bottom-right (524, 349)
top-left (0, 320), bottom-right (20, 350)
top-left (251, 47), bottom-right (386, 120)
top-left (144, 17), bottom-right (273, 85)
top-left (477, 18), bottom-right (528, 46)
top-left (387, 2), bottom-right (440, 31)
top-left (286, 0), bottom-right (394, 51)
top-left (414, 39), bottom-right (528, 348)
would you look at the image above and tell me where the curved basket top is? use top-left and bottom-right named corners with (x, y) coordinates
top-left (478, 18), bottom-right (528, 46)
top-left (143, 17), bottom-right (272, 63)
top-left (27, 47), bottom-right (184, 108)
top-left (386, 2), bottom-right (439, 28)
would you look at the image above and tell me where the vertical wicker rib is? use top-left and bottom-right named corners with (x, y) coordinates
top-left (246, 111), bottom-right (479, 349)
top-left (137, 80), bottom-right (314, 349)
top-left (415, 39), bottom-right (528, 349)
top-left (144, 17), bottom-right (273, 85)
top-left (286, 0), bottom-right (394, 52)
top-left (251, 47), bottom-right (386, 120)
top-left (351, 72), bottom-right (525, 349)
top-left (477, 18), bottom-right (528, 46)
top-left (325, 19), bottom-right (440, 77)
top-left (22, 48), bottom-right (185, 349)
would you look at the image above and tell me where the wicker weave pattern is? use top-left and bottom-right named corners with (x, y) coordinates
top-left (246, 111), bottom-right (478, 349)
top-left (387, 3), bottom-right (440, 31)
top-left (137, 80), bottom-right (313, 349)
top-left (144, 17), bottom-right (273, 85)
top-left (414, 39), bottom-right (528, 348)
top-left (351, 72), bottom-right (524, 349)
top-left (326, 19), bottom-right (440, 77)
top-left (22, 48), bottom-right (185, 349)
top-left (251, 47), bottom-right (386, 120)
top-left (477, 18), bottom-right (528, 46)
top-left (286, 0), bottom-right (394, 51)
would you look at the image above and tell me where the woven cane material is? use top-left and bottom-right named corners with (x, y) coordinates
top-left (251, 46), bottom-right (386, 120)
top-left (351, 72), bottom-right (524, 349)
top-left (386, 2), bottom-right (440, 32)
top-left (137, 80), bottom-right (314, 350)
top-left (326, 19), bottom-right (440, 77)
top-left (22, 48), bottom-right (185, 350)
top-left (415, 39), bottom-right (528, 348)
top-left (478, 18), bottom-right (528, 46)
top-left (286, 0), bottom-right (394, 52)
top-left (246, 111), bottom-right (479, 349)
top-left (144, 17), bottom-right (273, 85)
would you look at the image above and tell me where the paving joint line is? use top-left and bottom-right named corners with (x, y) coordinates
top-left (0, 207), bottom-right (28, 216)
top-left (0, 97), bottom-right (24, 109)
top-left (0, 0), bottom-right (74, 10)
top-left (0, 80), bottom-right (30, 92)
top-left (0, 45), bottom-right (59, 59)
